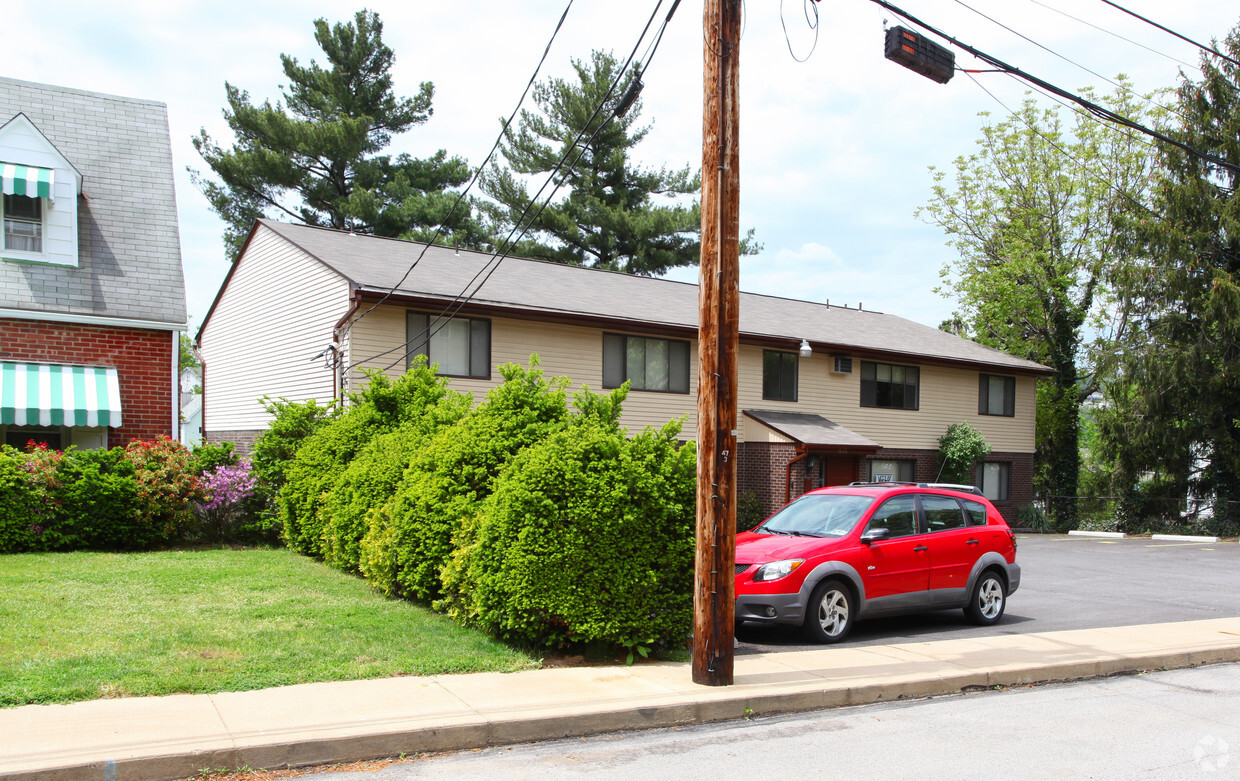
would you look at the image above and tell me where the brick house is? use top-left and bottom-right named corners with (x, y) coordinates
top-left (199, 221), bottom-right (1051, 520)
top-left (0, 78), bottom-right (187, 450)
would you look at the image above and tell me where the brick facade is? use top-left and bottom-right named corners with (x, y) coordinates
top-left (205, 429), bottom-right (263, 455)
top-left (0, 318), bottom-right (174, 448)
top-left (737, 442), bottom-right (1034, 524)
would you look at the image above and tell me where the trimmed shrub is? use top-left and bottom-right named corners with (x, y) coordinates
top-left (0, 446), bottom-right (38, 552)
top-left (52, 447), bottom-right (143, 550)
top-left (362, 360), bottom-right (570, 600)
top-left (437, 404), bottom-right (696, 651)
top-left (191, 440), bottom-right (238, 476)
top-left (280, 362), bottom-right (462, 558)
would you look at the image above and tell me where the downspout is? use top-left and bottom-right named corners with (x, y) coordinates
top-left (171, 329), bottom-right (181, 443)
top-left (784, 447), bottom-right (809, 505)
top-left (192, 342), bottom-right (206, 446)
top-left (332, 288), bottom-right (363, 406)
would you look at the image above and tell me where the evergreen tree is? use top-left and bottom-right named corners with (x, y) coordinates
top-left (192, 10), bottom-right (487, 256)
top-left (919, 85), bottom-right (1158, 528)
top-left (1096, 25), bottom-right (1240, 531)
top-left (482, 49), bottom-right (751, 276)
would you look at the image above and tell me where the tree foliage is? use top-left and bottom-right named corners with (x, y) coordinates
top-left (192, 10), bottom-right (486, 256)
top-left (1094, 26), bottom-right (1240, 531)
top-left (919, 84), bottom-right (1159, 524)
top-left (936, 423), bottom-right (991, 484)
top-left (482, 49), bottom-right (748, 276)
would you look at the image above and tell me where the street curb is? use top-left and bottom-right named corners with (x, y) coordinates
top-left (1068, 530), bottom-right (1127, 538)
top-left (7, 645), bottom-right (1240, 781)
top-left (1150, 534), bottom-right (1221, 543)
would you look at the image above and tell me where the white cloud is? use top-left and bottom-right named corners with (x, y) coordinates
top-left (5, 0), bottom-right (1230, 334)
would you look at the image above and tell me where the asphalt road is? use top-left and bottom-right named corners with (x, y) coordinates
top-left (302, 663), bottom-right (1240, 780)
top-left (736, 533), bottom-right (1240, 652)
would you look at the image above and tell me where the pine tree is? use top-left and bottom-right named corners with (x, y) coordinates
top-left (1096, 25), bottom-right (1240, 531)
top-left (192, 10), bottom-right (487, 256)
top-left (482, 49), bottom-right (748, 276)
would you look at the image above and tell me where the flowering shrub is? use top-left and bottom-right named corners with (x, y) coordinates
top-left (197, 459), bottom-right (258, 542)
top-left (124, 435), bottom-right (203, 541)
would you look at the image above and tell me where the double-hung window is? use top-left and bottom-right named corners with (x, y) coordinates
top-left (860, 361), bottom-right (919, 410)
top-left (979, 374), bottom-right (1015, 416)
top-left (3, 193), bottom-right (43, 253)
top-left (603, 333), bottom-right (690, 393)
top-left (975, 462), bottom-right (1011, 502)
top-left (762, 350), bottom-right (798, 401)
top-left (405, 311), bottom-right (491, 378)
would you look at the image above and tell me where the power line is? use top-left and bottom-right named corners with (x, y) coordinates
top-left (867, 0), bottom-right (1240, 175)
top-left (952, 0), bottom-right (1185, 122)
top-left (1025, 0), bottom-right (1199, 71)
top-left (779, 0), bottom-right (821, 63)
top-left (1096, 0), bottom-right (1240, 68)
top-left (342, 0), bottom-right (578, 339)
top-left (347, 0), bottom-right (684, 375)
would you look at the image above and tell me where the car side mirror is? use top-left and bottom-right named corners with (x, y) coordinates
top-left (861, 527), bottom-right (890, 544)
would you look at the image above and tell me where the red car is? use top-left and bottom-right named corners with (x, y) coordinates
top-left (735, 482), bottom-right (1020, 643)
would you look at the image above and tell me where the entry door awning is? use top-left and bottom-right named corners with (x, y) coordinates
top-left (0, 162), bottom-right (55, 201)
top-left (0, 362), bottom-right (122, 428)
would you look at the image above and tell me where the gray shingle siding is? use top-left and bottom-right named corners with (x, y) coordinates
top-left (0, 76), bottom-right (186, 325)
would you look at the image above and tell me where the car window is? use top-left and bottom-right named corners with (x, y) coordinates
top-left (962, 499), bottom-right (989, 526)
top-left (866, 495), bottom-right (918, 539)
top-left (760, 494), bottom-right (876, 537)
top-left (922, 495), bottom-right (966, 532)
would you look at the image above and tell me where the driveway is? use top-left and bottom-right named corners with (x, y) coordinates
top-left (736, 533), bottom-right (1240, 653)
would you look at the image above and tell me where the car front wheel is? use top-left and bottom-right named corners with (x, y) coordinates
top-left (965, 571), bottom-right (1007, 625)
top-left (802, 579), bottom-right (855, 643)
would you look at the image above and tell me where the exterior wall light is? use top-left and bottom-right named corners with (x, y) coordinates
top-left (799, 339), bottom-right (812, 358)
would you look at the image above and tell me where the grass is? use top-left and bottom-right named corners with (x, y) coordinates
top-left (0, 547), bottom-right (539, 707)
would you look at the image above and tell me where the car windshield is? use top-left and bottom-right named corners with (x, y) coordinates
top-left (759, 494), bottom-right (876, 537)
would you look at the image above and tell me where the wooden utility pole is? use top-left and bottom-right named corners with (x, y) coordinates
top-left (693, 0), bottom-right (741, 687)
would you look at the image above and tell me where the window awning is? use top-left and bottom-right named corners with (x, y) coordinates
top-left (0, 162), bottom-right (54, 201)
top-left (0, 362), bottom-right (122, 428)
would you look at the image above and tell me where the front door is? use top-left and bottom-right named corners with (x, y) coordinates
top-left (824, 456), bottom-right (856, 487)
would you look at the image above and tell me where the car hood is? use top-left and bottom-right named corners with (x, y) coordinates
top-left (735, 531), bottom-right (849, 563)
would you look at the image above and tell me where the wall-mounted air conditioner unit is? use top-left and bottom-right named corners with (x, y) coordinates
top-left (832, 356), bottom-right (853, 374)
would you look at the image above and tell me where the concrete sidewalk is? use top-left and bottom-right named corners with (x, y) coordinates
top-left (4, 617), bottom-right (1240, 781)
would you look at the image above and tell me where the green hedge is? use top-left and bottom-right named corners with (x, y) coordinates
top-left (438, 401), bottom-right (696, 650)
top-left (360, 361), bottom-right (571, 600)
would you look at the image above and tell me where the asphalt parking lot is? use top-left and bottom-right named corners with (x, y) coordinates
top-left (736, 533), bottom-right (1240, 653)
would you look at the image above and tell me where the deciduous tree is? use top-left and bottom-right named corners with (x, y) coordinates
top-left (919, 84), bottom-right (1159, 526)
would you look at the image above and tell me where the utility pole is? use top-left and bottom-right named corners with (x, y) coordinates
top-left (693, 0), bottom-right (741, 687)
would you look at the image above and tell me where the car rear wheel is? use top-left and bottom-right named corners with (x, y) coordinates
top-left (965, 571), bottom-right (1006, 625)
top-left (802, 579), bottom-right (854, 643)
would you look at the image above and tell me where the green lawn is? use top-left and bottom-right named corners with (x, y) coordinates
top-left (0, 548), bottom-right (538, 707)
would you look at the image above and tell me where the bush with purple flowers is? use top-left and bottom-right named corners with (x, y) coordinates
top-left (196, 459), bottom-right (258, 542)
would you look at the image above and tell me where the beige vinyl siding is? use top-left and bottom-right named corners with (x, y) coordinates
top-left (347, 306), bottom-right (700, 439)
top-left (200, 225), bottom-right (348, 431)
top-left (346, 307), bottom-right (1036, 453)
top-left (736, 344), bottom-right (1035, 453)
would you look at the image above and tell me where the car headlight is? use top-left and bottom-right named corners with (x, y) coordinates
top-left (752, 559), bottom-right (805, 582)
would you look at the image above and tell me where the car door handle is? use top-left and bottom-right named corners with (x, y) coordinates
top-left (914, 545), bottom-right (928, 552)
top-left (966, 539), bottom-right (980, 545)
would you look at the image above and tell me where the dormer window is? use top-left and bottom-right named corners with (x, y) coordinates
top-left (3, 193), bottom-right (43, 252)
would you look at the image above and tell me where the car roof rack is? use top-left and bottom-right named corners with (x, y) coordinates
top-left (845, 481), bottom-right (984, 496)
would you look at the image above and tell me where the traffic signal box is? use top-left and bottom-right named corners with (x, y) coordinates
top-left (884, 25), bottom-right (955, 84)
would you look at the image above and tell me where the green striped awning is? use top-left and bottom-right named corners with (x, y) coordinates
top-left (0, 363), bottom-right (122, 428)
top-left (0, 162), bottom-right (54, 201)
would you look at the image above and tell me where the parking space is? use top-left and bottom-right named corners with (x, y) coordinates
top-left (736, 534), bottom-right (1240, 653)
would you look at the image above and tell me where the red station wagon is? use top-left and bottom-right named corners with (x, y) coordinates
top-left (735, 482), bottom-right (1020, 643)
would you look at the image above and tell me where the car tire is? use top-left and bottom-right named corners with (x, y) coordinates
top-left (964, 570), bottom-right (1007, 626)
top-left (802, 579), bottom-right (855, 644)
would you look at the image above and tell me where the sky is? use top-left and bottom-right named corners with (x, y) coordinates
top-left (7, 0), bottom-right (1234, 333)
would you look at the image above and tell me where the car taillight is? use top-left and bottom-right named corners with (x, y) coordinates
top-left (1007, 528), bottom-right (1017, 552)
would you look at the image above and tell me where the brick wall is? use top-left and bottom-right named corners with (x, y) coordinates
top-left (205, 429), bottom-right (263, 455)
top-left (0, 318), bottom-right (174, 448)
top-left (737, 443), bottom-right (1036, 525)
top-left (738, 442), bottom-right (798, 517)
